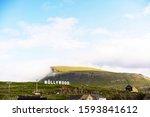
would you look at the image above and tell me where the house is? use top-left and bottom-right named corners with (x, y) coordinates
top-left (125, 84), bottom-right (138, 93)
top-left (80, 94), bottom-right (106, 100)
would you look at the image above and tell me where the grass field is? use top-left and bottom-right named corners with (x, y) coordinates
top-left (0, 81), bottom-right (148, 100)
top-left (51, 66), bottom-right (101, 72)
top-left (1, 66), bottom-right (150, 100)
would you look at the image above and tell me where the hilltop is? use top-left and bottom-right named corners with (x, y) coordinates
top-left (40, 66), bottom-right (150, 89)
top-left (51, 66), bottom-right (100, 72)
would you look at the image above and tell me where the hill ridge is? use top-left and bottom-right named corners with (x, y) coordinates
top-left (40, 66), bottom-right (150, 89)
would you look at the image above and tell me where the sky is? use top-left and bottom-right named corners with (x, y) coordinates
top-left (1, 0), bottom-right (150, 81)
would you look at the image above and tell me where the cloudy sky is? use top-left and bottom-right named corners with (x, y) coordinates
top-left (1, 0), bottom-right (150, 81)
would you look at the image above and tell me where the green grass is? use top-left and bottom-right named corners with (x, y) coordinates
top-left (0, 81), bottom-right (148, 100)
top-left (1, 66), bottom-right (150, 100)
top-left (40, 66), bottom-right (150, 89)
top-left (51, 66), bottom-right (101, 72)
top-left (41, 70), bottom-right (150, 89)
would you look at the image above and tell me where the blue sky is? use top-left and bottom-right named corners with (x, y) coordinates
top-left (1, 0), bottom-right (150, 81)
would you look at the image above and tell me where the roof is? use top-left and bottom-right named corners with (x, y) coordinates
top-left (126, 84), bottom-right (132, 88)
top-left (80, 94), bottom-right (89, 100)
top-left (80, 94), bottom-right (105, 100)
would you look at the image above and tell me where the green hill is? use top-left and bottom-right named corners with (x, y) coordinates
top-left (51, 66), bottom-right (100, 72)
top-left (40, 66), bottom-right (150, 89)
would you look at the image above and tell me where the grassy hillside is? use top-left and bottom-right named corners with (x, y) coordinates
top-left (41, 66), bottom-right (150, 89)
top-left (51, 66), bottom-right (100, 72)
top-left (0, 82), bottom-right (68, 100)
top-left (1, 66), bottom-right (150, 100)
top-left (0, 82), bottom-right (147, 100)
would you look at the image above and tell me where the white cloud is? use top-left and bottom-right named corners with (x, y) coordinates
top-left (0, 59), bottom-right (52, 81)
top-left (123, 3), bottom-right (150, 20)
top-left (144, 32), bottom-right (150, 38)
top-left (82, 38), bottom-right (150, 76)
top-left (41, 1), bottom-right (63, 12)
top-left (0, 17), bottom-right (87, 81)
top-left (143, 3), bottom-right (150, 16)
top-left (1, 17), bottom-right (150, 81)
top-left (92, 28), bottom-right (111, 35)
top-left (0, 54), bottom-right (10, 60)
top-left (47, 17), bottom-right (78, 29)
top-left (0, 29), bottom-right (20, 37)
top-left (0, 18), bottom-right (85, 50)
top-left (123, 14), bottom-right (135, 19)
top-left (41, 0), bottom-right (74, 12)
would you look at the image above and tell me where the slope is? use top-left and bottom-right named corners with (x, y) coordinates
top-left (40, 66), bottom-right (150, 89)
